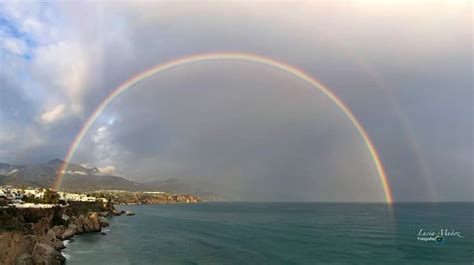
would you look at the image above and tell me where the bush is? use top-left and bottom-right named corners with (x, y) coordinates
top-left (43, 189), bottom-right (60, 204)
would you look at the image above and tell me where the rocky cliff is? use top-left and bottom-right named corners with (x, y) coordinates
top-left (0, 203), bottom-right (111, 265)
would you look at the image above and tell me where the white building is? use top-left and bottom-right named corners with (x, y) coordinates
top-left (58, 192), bottom-right (97, 202)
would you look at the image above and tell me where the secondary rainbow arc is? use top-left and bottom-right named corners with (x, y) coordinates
top-left (53, 52), bottom-right (394, 203)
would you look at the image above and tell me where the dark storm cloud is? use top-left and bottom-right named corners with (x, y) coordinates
top-left (0, 66), bottom-right (37, 123)
top-left (0, 2), bottom-right (471, 201)
top-left (75, 62), bottom-right (387, 201)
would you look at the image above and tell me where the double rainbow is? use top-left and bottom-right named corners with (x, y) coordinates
top-left (53, 52), bottom-right (394, 203)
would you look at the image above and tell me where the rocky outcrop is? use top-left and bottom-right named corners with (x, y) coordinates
top-left (60, 228), bottom-right (75, 240)
top-left (0, 232), bottom-right (34, 265)
top-left (0, 204), bottom-right (113, 264)
top-left (69, 212), bottom-right (101, 233)
top-left (16, 253), bottom-right (33, 265)
top-left (99, 217), bottom-right (109, 227)
top-left (50, 225), bottom-right (66, 237)
top-left (0, 229), bottom-right (66, 265)
top-left (31, 243), bottom-right (65, 265)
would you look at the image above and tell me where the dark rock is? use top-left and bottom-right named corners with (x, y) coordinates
top-left (0, 232), bottom-right (34, 265)
top-left (71, 217), bottom-right (85, 234)
top-left (67, 224), bottom-right (79, 234)
top-left (51, 225), bottom-right (66, 239)
top-left (1, 205), bottom-right (114, 264)
top-left (71, 213), bottom-right (101, 233)
top-left (99, 217), bottom-right (109, 227)
top-left (31, 243), bottom-right (65, 265)
top-left (15, 254), bottom-right (33, 265)
top-left (43, 229), bottom-right (65, 250)
top-left (60, 229), bottom-right (75, 240)
top-left (111, 210), bottom-right (122, 216)
top-left (31, 217), bottom-right (50, 236)
top-left (82, 212), bottom-right (101, 232)
top-left (99, 211), bottom-right (109, 217)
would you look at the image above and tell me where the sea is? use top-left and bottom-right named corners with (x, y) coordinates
top-left (62, 202), bottom-right (473, 265)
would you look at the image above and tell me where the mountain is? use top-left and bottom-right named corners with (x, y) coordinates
top-left (140, 178), bottom-right (220, 200)
top-left (0, 160), bottom-right (218, 199)
top-left (0, 159), bottom-right (142, 191)
top-left (140, 178), bottom-right (192, 193)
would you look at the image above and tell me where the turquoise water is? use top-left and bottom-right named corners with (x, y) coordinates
top-left (63, 203), bottom-right (473, 265)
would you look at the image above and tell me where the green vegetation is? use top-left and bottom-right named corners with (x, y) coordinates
top-left (68, 201), bottom-right (107, 215)
top-left (23, 189), bottom-right (61, 204)
top-left (23, 195), bottom-right (42, 204)
top-left (43, 189), bottom-right (60, 204)
top-left (0, 198), bottom-right (7, 207)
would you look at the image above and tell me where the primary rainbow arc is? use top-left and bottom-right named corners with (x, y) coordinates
top-left (53, 52), bottom-right (394, 203)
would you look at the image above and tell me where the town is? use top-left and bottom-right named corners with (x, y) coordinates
top-left (0, 186), bottom-right (108, 208)
top-left (0, 186), bottom-right (202, 209)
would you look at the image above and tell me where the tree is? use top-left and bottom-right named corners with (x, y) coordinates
top-left (23, 195), bottom-right (39, 204)
top-left (43, 189), bottom-right (60, 204)
top-left (0, 198), bottom-right (7, 207)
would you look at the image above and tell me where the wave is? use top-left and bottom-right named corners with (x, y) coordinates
top-left (62, 252), bottom-right (71, 260)
top-left (75, 250), bottom-right (93, 254)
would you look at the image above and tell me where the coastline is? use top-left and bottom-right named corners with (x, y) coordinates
top-left (58, 202), bottom-right (474, 265)
top-left (0, 195), bottom-right (202, 265)
top-left (0, 201), bottom-right (119, 265)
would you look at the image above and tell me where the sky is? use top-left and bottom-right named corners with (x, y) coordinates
top-left (0, 1), bottom-right (472, 202)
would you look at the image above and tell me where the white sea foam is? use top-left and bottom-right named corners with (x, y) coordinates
top-left (76, 250), bottom-right (93, 254)
top-left (63, 239), bottom-right (70, 247)
top-left (62, 252), bottom-right (71, 260)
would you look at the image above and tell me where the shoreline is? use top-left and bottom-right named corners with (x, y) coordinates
top-left (0, 187), bottom-right (202, 264)
top-left (0, 202), bottom-right (119, 265)
top-left (0, 200), bottom-right (201, 264)
top-left (58, 211), bottom-right (113, 263)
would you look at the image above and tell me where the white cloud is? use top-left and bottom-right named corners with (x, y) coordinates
top-left (92, 126), bottom-right (108, 143)
top-left (90, 125), bottom-right (123, 168)
top-left (33, 41), bottom-right (90, 115)
top-left (3, 37), bottom-right (27, 56)
top-left (97, 165), bottom-right (117, 175)
top-left (40, 104), bottom-right (66, 124)
top-left (0, 130), bottom-right (17, 143)
top-left (65, 170), bottom-right (87, 175)
top-left (21, 17), bottom-right (43, 36)
top-left (0, 124), bottom-right (45, 161)
top-left (25, 127), bottom-right (44, 147)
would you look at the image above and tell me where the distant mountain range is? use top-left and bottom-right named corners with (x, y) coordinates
top-left (0, 159), bottom-right (218, 199)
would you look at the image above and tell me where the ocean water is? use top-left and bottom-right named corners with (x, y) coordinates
top-left (62, 203), bottom-right (473, 265)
